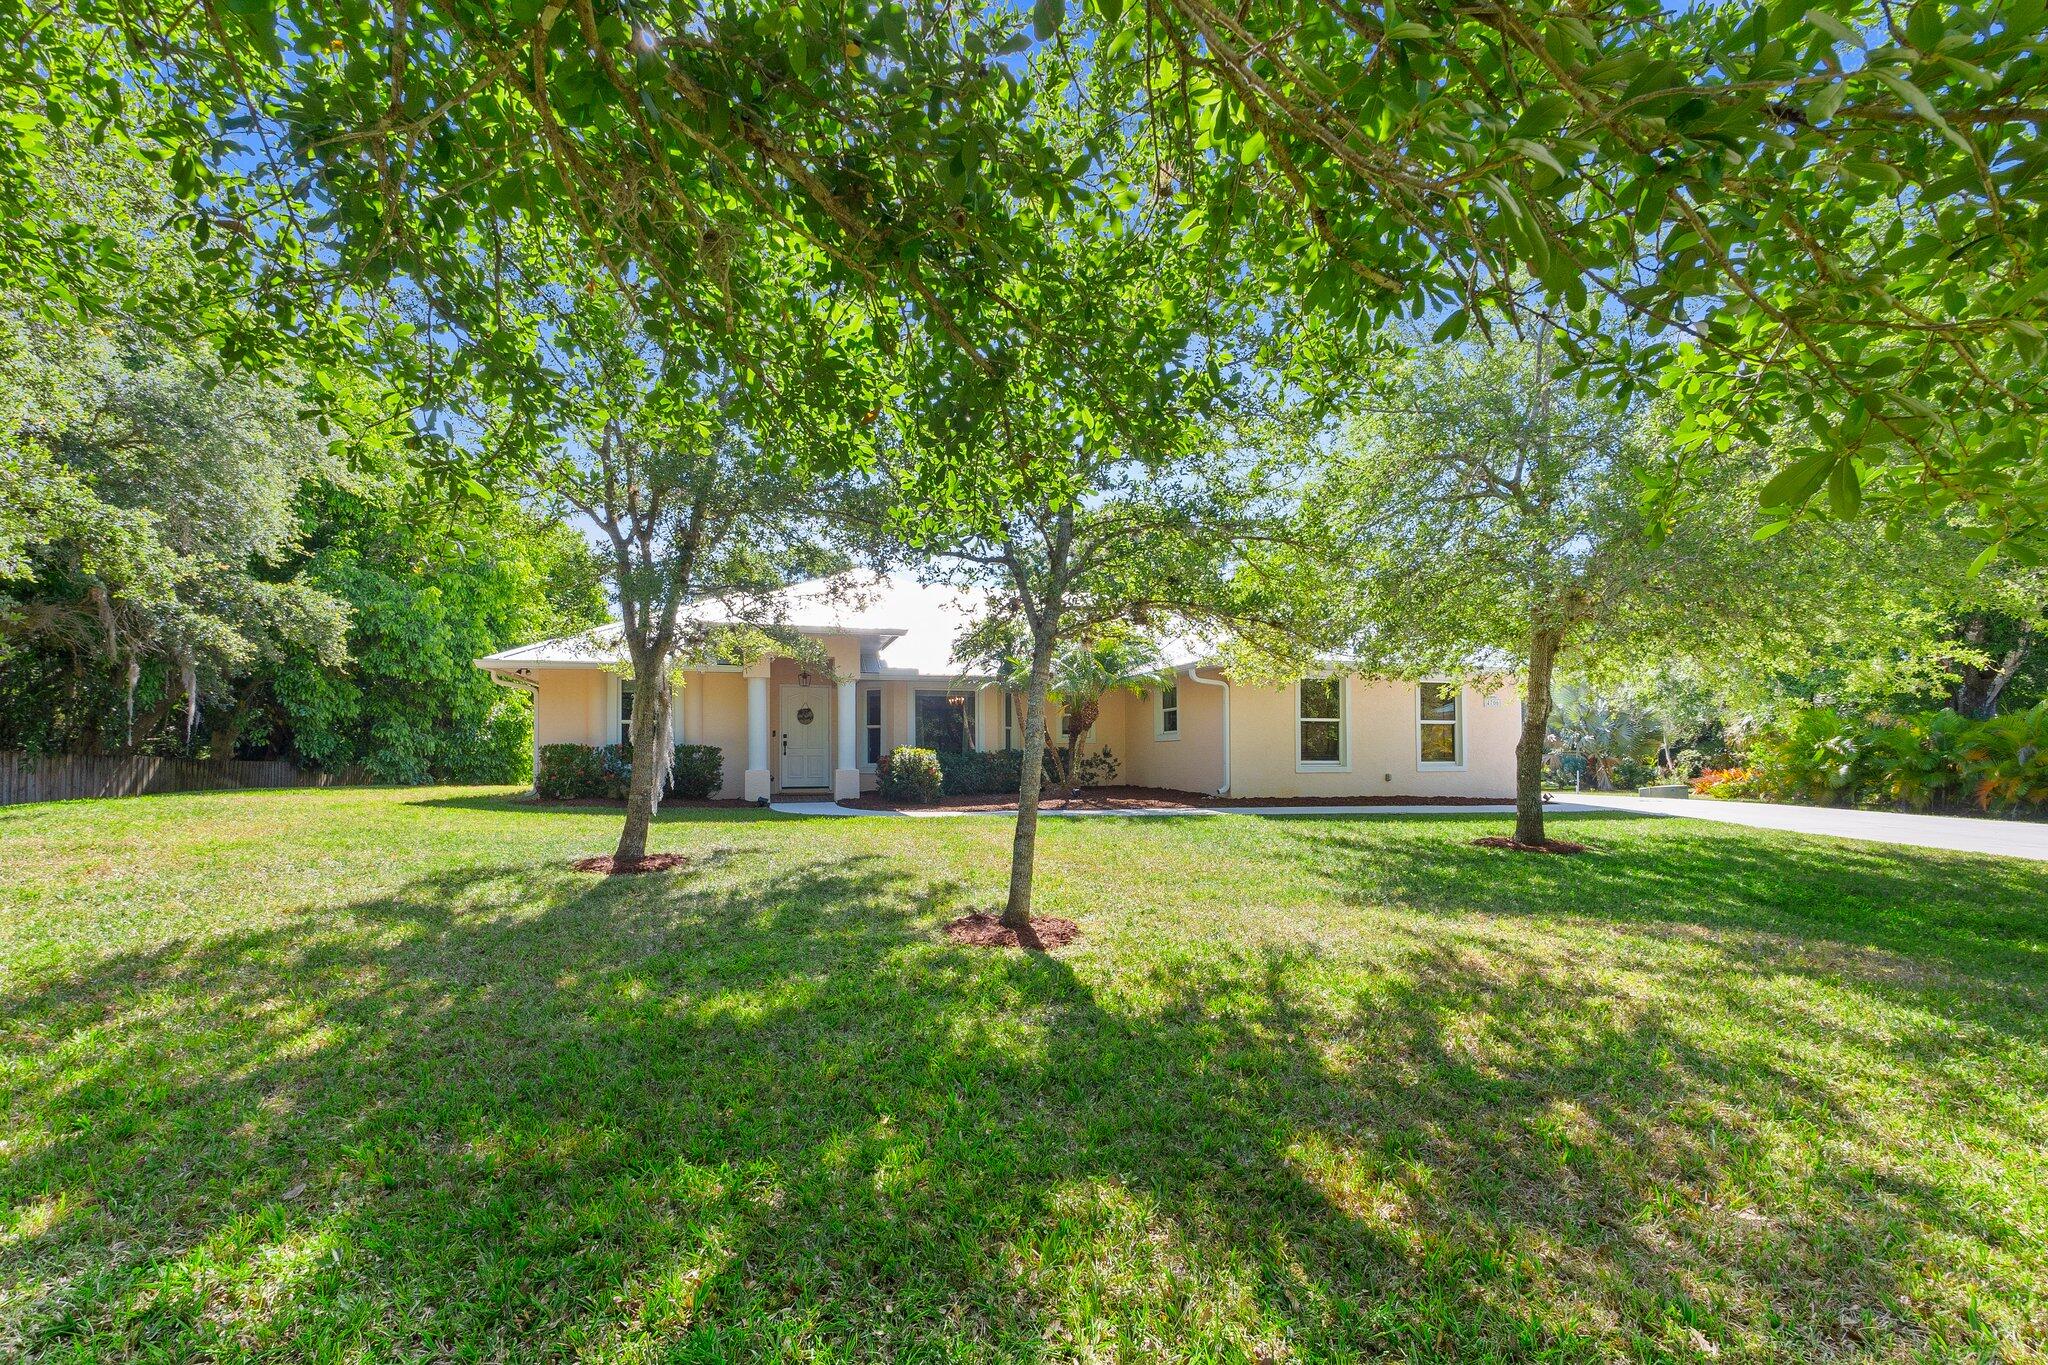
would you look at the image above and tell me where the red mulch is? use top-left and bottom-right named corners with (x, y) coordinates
top-left (570, 852), bottom-right (693, 874)
top-left (533, 797), bottom-right (752, 809)
top-left (943, 912), bottom-right (1083, 950)
top-left (846, 785), bottom-right (1513, 813)
top-left (1472, 835), bottom-right (1590, 855)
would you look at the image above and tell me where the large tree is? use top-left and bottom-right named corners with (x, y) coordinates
top-left (24, 1), bottom-right (2039, 545)
top-left (1302, 334), bottom-right (1833, 847)
top-left (483, 229), bottom-right (839, 867)
top-left (855, 118), bottom-right (1315, 926)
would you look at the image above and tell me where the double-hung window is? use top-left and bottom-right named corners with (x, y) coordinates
top-left (1418, 682), bottom-right (1463, 768)
top-left (617, 680), bottom-right (635, 747)
top-left (861, 686), bottom-right (884, 768)
top-left (1154, 684), bottom-right (1180, 740)
top-left (1297, 678), bottom-right (1345, 768)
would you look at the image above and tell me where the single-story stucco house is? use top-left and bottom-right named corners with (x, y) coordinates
top-left (476, 571), bottom-right (1520, 802)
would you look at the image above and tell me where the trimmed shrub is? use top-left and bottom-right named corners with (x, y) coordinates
top-left (879, 746), bottom-right (944, 804)
top-left (538, 741), bottom-right (723, 801)
top-left (671, 743), bottom-right (724, 800)
top-left (536, 743), bottom-right (627, 799)
top-left (936, 747), bottom-right (1025, 796)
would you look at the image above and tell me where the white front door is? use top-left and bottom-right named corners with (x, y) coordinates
top-left (778, 685), bottom-right (832, 789)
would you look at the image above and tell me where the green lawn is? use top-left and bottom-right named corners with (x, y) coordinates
top-left (1, 789), bottom-right (2044, 1363)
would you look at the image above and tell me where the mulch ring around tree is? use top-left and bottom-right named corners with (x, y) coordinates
top-left (570, 852), bottom-right (693, 875)
top-left (943, 912), bottom-right (1083, 950)
top-left (1472, 835), bottom-right (1590, 855)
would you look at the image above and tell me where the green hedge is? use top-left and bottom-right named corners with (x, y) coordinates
top-left (1745, 703), bottom-right (2048, 811)
top-left (878, 747), bottom-right (944, 804)
top-left (535, 742), bottom-right (725, 801)
top-left (935, 747), bottom-right (1026, 796)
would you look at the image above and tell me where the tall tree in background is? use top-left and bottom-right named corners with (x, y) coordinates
top-left (485, 230), bottom-right (840, 867)
top-left (860, 93), bottom-right (1319, 927)
top-left (1302, 336), bottom-right (1832, 847)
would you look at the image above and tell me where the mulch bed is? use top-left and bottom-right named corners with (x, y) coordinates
top-left (531, 797), bottom-right (752, 809)
top-left (1472, 835), bottom-right (1590, 855)
top-left (570, 852), bottom-right (693, 874)
top-left (846, 785), bottom-right (1514, 813)
top-left (943, 912), bottom-right (1083, 950)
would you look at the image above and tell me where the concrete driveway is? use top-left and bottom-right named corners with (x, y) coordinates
top-left (1552, 791), bottom-right (2048, 863)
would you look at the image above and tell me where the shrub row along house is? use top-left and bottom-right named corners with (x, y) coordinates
top-left (477, 572), bottom-right (1519, 802)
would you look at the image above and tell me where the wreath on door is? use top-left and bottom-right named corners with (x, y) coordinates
top-left (796, 706), bottom-right (815, 725)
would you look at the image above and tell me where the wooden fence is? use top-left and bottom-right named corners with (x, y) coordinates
top-left (0, 752), bottom-right (354, 807)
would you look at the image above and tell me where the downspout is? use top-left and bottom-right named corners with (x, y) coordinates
top-left (1186, 666), bottom-right (1231, 797)
top-left (487, 668), bottom-right (541, 793)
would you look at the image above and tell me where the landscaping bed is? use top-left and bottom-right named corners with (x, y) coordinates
top-left (841, 784), bottom-right (1514, 811)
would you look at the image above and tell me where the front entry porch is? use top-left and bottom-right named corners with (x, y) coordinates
top-left (741, 669), bottom-right (863, 803)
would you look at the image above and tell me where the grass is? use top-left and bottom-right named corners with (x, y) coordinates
top-left (1, 788), bottom-right (2045, 1363)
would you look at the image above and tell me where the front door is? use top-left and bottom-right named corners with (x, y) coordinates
top-left (778, 685), bottom-right (832, 789)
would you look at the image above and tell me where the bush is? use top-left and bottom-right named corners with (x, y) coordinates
top-left (537, 741), bottom-right (724, 801)
top-left (1611, 755), bottom-right (1655, 791)
top-left (1742, 701), bottom-right (2048, 812)
top-left (671, 743), bottom-right (724, 800)
top-left (878, 746), bottom-right (944, 804)
top-left (1691, 766), bottom-right (1764, 800)
top-left (536, 742), bottom-right (628, 799)
top-left (936, 747), bottom-right (1025, 796)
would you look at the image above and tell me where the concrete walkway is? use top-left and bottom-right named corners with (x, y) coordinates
top-left (1550, 791), bottom-right (2048, 863)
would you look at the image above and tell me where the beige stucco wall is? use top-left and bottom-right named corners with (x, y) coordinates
top-left (1226, 675), bottom-right (1519, 799)
top-left (520, 659), bottom-right (1519, 802)
top-left (1121, 670), bottom-right (1230, 794)
top-left (532, 667), bottom-right (609, 750)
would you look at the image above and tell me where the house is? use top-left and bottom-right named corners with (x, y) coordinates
top-left (476, 570), bottom-right (1520, 802)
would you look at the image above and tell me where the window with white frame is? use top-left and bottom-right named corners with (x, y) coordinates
top-left (861, 686), bottom-right (884, 768)
top-left (1154, 684), bottom-right (1179, 739)
top-left (1002, 690), bottom-right (1017, 750)
top-left (617, 679), bottom-right (635, 747)
top-left (1418, 682), bottom-right (1463, 767)
top-left (1297, 677), bottom-right (1345, 767)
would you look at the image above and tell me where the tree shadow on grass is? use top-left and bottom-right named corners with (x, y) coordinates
top-left (2, 832), bottom-right (2037, 1359)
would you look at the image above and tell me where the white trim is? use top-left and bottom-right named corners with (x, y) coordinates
top-left (1295, 675), bottom-right (1350, 772)
top-left (1186, 669), bottom-right (1230, 795)
top-left (611, 675), bottom-right (633, 749)
top-left (858, 683), bottom-right (884, 771)
top-left (1417, 680), bottom-right (1465, 771)
top-left (1153, 683), bottom-right (1181, 741)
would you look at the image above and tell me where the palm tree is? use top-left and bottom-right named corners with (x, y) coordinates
top-left (993, 629), bottom-right (1171, 799)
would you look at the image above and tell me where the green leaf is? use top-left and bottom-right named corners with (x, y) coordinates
top-left (1827, 456), bottom-right (1862, 518)
top-left (1033, 0), bottom-right (1064, 42)
top-left (1760, 449), bottom-right (1836, 508)
top-left (1802, 8), bottom-right (1864, 47)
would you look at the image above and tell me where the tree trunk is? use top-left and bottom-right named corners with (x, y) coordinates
top-left (613, 654), bottom-right (673, 866)
top-left (1515, 625), bottom-right (1562, 846)
top-left (1954, 617), bottom-right (2031, 719)
top-left (1003, 634), bottom-right (1057, 929)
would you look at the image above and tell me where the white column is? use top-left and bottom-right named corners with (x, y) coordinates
top-left (743, 675), bottom-right (771, 802)
top-left (833, 678), bottom-right (861, 801)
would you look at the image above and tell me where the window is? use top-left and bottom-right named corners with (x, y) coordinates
top-left (1297, 677), bottom-right (1345, 768)
top-left (1154, 684), bottom-right (1180, 739)
top-left (1418, 682), bottom-right (1463, 768)
top-left (617, 679), bottom-right (635, 747)
top-left (861, 686), bottom-right (883, 768)
top-left (1002, 690), bottom-right (1017, 750)
top-left (913, 690), bottom-right (977, 753)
